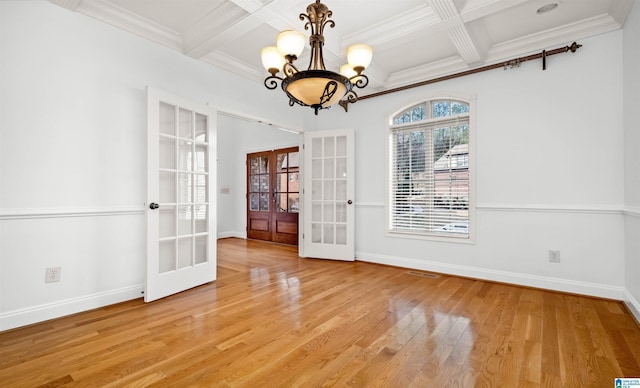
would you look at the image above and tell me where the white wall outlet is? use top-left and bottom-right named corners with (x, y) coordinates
top-left (45, 267), bottom-right (61, 283)
top-left (548, 250), bottom-right (561, 263)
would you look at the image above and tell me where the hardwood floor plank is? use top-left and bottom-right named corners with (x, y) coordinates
top-left (554, 294), bottom-right (585, 386)
top-left (1, 238), bottom-right (639, 387)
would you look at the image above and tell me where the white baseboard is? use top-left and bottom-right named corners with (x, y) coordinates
top-left (623, 289), bottom-right (640, 324)
top-left (0, 284), bottom-right (143, 332)
top-left (356, 251), bottom-right (625, 300)
top-left (217, 231), bottom-right (246, 239)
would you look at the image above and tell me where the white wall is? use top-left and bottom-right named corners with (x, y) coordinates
top-left (312, 30), bottom-right (627, 300)
top-left (0, 0), bottom-right (304, 330)
top-left (216, 115), bottom-right (300, 239)
top-left (2, 0), bottom-right (638, 331)
top-left (623, 0), bottom-right (640, 320)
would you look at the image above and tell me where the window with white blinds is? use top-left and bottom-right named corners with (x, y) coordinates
top-left (388, 100), bottom-right (471, 239)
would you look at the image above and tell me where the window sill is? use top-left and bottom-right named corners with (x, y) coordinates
top-left (385, 230), bottom-right (476, 244)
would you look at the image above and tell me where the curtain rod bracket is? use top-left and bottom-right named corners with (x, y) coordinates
top-left (504, 59), bottom-right (521, 70)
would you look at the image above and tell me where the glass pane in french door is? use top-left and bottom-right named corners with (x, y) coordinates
top-left (158, 103), bottom-right (209, 273)
top-left (248, 156), bottom-right (270, 212)
top-left (275, 151), bottom-right (299, 213)
top-left (311, 135), bottom-right (348, 245)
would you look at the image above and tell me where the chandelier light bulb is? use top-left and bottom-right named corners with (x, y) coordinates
top-left (340, 64), bottom-right (357, 79)
top-left (261, 46), bottom-right (285, 74)
top-left (277, 30), bottom-right (306, 58)
top-left (347, 44), bottom-right (373, 72)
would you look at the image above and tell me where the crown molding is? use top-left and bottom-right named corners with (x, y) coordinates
top-left (48, 0), bottom-right (83, 11)
top-left (201, 50), bottom-right (263, 82)
top-left (609, 0), bottom-right (635, 26)
top-left (74, 0), bottom-right (183, 51)
top-left (486, 14), bottom-right (621, 62)
top-left (384, 56), bottom-right (468, 90)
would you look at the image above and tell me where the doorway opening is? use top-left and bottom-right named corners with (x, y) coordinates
top-left (246, 147), bottom-right (299, 245)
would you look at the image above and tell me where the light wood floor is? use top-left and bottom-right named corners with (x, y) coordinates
top-left (1, 238), bottom-right (639, 387)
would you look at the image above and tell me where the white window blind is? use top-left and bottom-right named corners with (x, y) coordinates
top-left (389, 102), bottom-right (470, 238)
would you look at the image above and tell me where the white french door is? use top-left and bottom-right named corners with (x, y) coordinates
top-left (145, 87), bottom-right (216, 302)
top-left (303, 128), bottom-right (355, 261)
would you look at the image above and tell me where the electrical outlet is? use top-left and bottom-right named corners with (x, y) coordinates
top-left (45, 267), bottom-right (61, 283)
top-left (548, 250), bottom-right (561, 263)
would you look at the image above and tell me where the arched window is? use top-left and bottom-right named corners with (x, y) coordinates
top-left (387, 98), bottom-right (472, 239)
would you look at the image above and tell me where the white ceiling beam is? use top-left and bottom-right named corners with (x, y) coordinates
top-left (448, 22), bottom-right (483, 64)
top-left (251, 0), bottom-right (309, 32)
top-left (229, 0), bottom-right (264, 14)
top-left (429, 0), bottom-right (460, 20)
top-left (183, 0), bottom-right (304, 59)
top-left (429, 0), bottom-right (483, 65)
top-left (460, 0), bottom-right (528, 22)
top-left (182, 2), bottom-right (250, 58)
top-left (341, 5), bottom-right (441, 49)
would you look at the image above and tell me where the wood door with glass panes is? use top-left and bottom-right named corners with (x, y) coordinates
top-left (247, 147), bottom-right (299, 245)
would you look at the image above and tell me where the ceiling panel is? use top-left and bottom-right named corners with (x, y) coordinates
top-left (374, 29), bottom-right (459, 75)
top-left (49, 0), bottom-right (633, 90)
top-left (222, 23), bottom-right (280, 66)
top-left (108, 0), bottom-right (227, 33)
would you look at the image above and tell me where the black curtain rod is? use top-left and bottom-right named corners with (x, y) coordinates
top-left (340, 42), bottom-right (582, 111)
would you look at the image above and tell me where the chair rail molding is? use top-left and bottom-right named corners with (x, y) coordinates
top-left (476, 203), bottom-right (623, 215)
top-left (0, 206), bottom-right (145, 220)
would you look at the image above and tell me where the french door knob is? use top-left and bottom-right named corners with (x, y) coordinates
top-left (149, 202), bottom-right (159, 210)
top-left (347, 200), bottom-right (353, 205)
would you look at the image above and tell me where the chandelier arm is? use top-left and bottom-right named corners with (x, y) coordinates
top-left (344, 90), bottom-right (359, 103)
top-left (350, 74), bottom-right (369, 89)
top-left (300, 13), bottom-right (311, 32)
top-left (264, 75), bottom-right (283, 90)
top-left (283, 62), bottom-right (299, 77)
top-left (338, 91), bottom-right (359, 112)
top-left (319, 20), bottom-right (334, 36)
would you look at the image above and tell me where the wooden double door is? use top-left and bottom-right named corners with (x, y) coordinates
top-left (247, 147), bottom-right (299, 245)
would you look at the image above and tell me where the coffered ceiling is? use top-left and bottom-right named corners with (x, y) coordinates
top-left (49, 0), bottom-right (634, 92)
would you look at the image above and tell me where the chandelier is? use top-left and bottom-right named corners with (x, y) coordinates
top-left (261, 0), bottom-right (373, 115)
